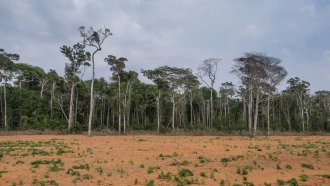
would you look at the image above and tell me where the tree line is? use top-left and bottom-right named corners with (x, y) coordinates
top-left (1, 26), bottom-right (329, 136)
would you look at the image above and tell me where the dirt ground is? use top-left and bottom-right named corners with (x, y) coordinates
top-left (0, 135), bottom-right (329, 186)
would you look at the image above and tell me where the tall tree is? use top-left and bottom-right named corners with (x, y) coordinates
top-left (79, 26), bottom-right (112, 136)
top-left (263, 58), bottom-right (287, 135)
top-left (104, 55), bottom-right (127, 134)
top-left (0, 49), bottom-right (19, 130)
top-left (286, 77), bottom-right (310, 132)
top-left (232, 53), bottom-right (285, 137)
top-left (198, 58), bottom-right (220, 128)
top-left (143, 66), bottom-right (198, 131)
top-left (60, 42), bottom-right (91, 132)
top-left (141, 68), bottom-right (169, 132)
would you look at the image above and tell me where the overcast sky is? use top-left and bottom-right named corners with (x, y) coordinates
top-left (1, 0), bottom-right (330, 93)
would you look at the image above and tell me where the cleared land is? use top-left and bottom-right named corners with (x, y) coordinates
top-left (0, 135), bottom-right (329, 186)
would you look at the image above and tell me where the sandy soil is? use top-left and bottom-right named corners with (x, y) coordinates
top-left (0, 135), bottom-right (329, 186)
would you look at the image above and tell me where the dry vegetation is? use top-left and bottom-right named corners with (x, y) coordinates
top-left (0, 135), bottom-right (329, 186)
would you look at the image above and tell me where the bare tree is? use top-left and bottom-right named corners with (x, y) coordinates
top-left (79, 26), bottom-right (112, 136)
top-left (198, 58), bottom-right (220, 128)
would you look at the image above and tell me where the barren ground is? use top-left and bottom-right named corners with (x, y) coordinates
top-left (0, 135), bottom-right (329, 186)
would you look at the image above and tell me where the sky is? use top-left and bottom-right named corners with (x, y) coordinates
top-left (1, 0), bottom-right (330, 93)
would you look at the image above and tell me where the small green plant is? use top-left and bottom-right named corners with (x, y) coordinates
top-left (220, 157), bottom-right (231, 163)
top-left (200, 172), bottom-right (206, 177)
top-left (145, 179), bottom-right (154, 186)
top-left (220, 179), bottom-right (225, 186)
top-left (301, 163), bottom-right (314, 169)
top-left (276, 163), bottom-right (281, 170)
top-left (236, 167), bottom-right (241, 174)
top-left (288, 178), bottom-right (298, 186)
top-left (158, 171), bottom-right (173, 181)
top-left (139, 164), bottom-right (145, 168)
top-left (197, 155), bottom-right (210, 163)
top-left (67, 169), bottom-right (80, 176)
top-left (147, 166), bottom-right (160, 174)
top-left (107, 172), bottom-right (112, 177)
top-left (285, 164), bottom-right (292, 169)
top-left (299, 174), bottom-right (309, 182)
top-left (178, 168), bottom-right (193, 177)
top-left (72, 163), bottom-right (90, 170)
top-left (96, 167), bottom-right (103, 175)
top-left (82, 174), bottom-right (93, 180)
top-left (276, 179), bottom-right (285, 186)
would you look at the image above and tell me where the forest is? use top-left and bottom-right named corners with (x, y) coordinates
top-left (1, 26), bottom-right (329, 136)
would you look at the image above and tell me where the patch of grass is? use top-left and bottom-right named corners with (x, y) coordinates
top-left (200, 172), bottom-right (206, 177)
top-left (197, 155), bottom-right (210, 163)
top-left (49, 164), bottom-right (63, 172)
top-left (299, 174), bottom-right (309, 182)
top-left (145, 179), bottom-right (154, 186)
top-left (285, 164), bottom-right (292, 169)
top-left (287, 178), bottom-right (298, 186)
top-left (178, 168), bottom-right (194, 177)
top-left (158, 171), bottom-right (173, 181)
top-left (170, 160), bottom-right (190, 166)
top-left (147, 166), bottom-right (160, 174)
top-left (276, 179), bottom-right (285, 186)
top-left (159, 152), bottom-right (178, 159)
top-left (301, 163), bottom-right (314, 169)
top-left (96, 167), bottom-right (103, 175)
top-left (82, 174), bottom-right (93, 180)
top-left (220, 157), bottom-right (231, 163)
top-left (15, 160), bottom-right (24, 164)
top-left (67, 169), bottom-right (81, 176)
top-left (139, 164), bottom-right (145, 168)
top-left (72, 163), bottom-right (90, 170)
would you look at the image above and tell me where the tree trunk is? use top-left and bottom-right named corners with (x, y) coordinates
top-left (267, 94), bottom-right (271, 135)
top-left (157, 90), bottom-right (160, 132)
top-left (75, 91), bottom-right (78, 123)
top-left (4, 83), bottom-right (7, 131)
top-left (88, 51), bottom-right (98, 136)
top-left (106, 100), bottom-right (110, 129)
top-left (50, 82), bottom-right (56, 118)
top-left (253, 91), bottom-right (259, 137)
top-left (68, 83), bottom-right (75, 132)
top-left (171, 94), bottom-right (175, 131)
top-left (210, 87), bottom-right (213, 128)
top-left (248, 86), bottom-right (253, 136)
top-left (189, 91), bottom-right (193, 126)
top-left (118, 75), bottom-right (121, 134)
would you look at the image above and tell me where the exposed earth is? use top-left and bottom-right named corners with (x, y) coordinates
top-left (0, 135), bottom-right (329, 186)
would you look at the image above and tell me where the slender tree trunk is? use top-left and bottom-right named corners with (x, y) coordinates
top-left (75, 91), bottom-right (78, 123)
top-left (171, 94), bottom-right (175, 131)
top-left (106, 100), bottom-right (110, 129)
top-left (253, 91), bottom-right (259, 137)
top-left (88, 51), bottom-right (98, 136)
top-left (300, 97), bottom-right (305, 132)
top-left (157, 90), bottom-right (160, 132)
top-left (4, 83), bottom-right (7, 131)
top-left (210, 87), bottom-right (213, 128)
top-left (50, 82), bottom-right (56, 118)
top-left (68, 83), bottom-right (75, 132)
top-left (190, 92), bottom-right (193, 126)
top-left (267, 94), bottom-right (271, 135)
top-left (118, 75), bottom-right (121, 134)
top-left (248, 86), bottom-right (253, 136)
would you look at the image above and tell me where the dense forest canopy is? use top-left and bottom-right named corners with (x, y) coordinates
top-left (1, 27), bottom-right (329, 136)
